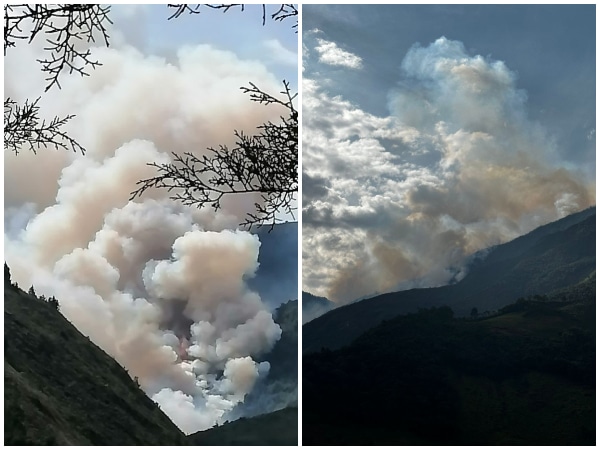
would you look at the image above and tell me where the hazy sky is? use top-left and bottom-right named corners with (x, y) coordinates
top-left (302, 4), bottom-right (595, 303)
top-left (111, 4), bottom-right (297, 87)
top-left (4, 4), bottom-right (297, 434)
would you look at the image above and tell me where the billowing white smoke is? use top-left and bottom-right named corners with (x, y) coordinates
top-left (152, 357), bottom-right (271, 433)
top-left (302, 37), bottom-right (594, 303)
top-left (5, 33), bottom-right (287, 433)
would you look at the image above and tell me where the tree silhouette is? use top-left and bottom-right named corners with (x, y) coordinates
top-left (4, 4), bottom-right (112, 154)
top-left (6, 4), bottom-right (298, 228)
top-left (4, 97), bottom-right (85, 155)
top-left (48, 296), bottom-right (60, 311)
top-left (131, 81), bottom-right (298, 229)
top-left (167, 4), bottom-right (298, 31)
top-left (133, 4), bottom-right (298, 229)
top-left (4, 262), bottom-right (11, 285)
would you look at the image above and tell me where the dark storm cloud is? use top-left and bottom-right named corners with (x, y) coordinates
top-left (302, 203), bottom-right (336, 228)
top-left (302, 171), bottom-right (331, 201)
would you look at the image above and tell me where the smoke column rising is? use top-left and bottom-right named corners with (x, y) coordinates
top-left (5, 34), bottom-right (290, 433)
top-left (302, 37), bottom-right (594, 304)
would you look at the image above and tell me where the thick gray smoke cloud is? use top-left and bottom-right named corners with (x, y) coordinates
top-left (302, 37), bottom-right (595, 304)
top-left (5, 32), bottom-right (291, 433)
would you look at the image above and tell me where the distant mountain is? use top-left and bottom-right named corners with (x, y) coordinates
top-left (304, 208), bottom-right (595, 353)
top-left (188, 407), bottom-right (297, 446)
top-left (303, 273), bottom-right (595, 445)
top-left (302, 291), bottom-right (334, 324)
top-left (248, 222), bottom-right (298, 309)
top-left (267, 298), bottom-right (298, 382)
top-left (4, 281), bottom-right (186, 445)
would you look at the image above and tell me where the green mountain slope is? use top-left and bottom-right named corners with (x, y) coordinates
top-left (303, 209), bottom-right (595, 353)
top-left (303, 274), bottom-right (595, 445)
top-left (4, 283), bottom-right (186, 446)
top-left (188, 407), bottom-right (298, 446)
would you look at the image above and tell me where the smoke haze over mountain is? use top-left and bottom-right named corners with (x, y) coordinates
top-left (4, 6), bottom-right (297, 434)
top-left (302, 12), bottom-right (595, 304)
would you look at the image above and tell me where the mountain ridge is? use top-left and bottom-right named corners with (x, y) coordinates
top-left (303, 208), bottom-right (596, 353)
top-left (302, 291), bottom-right (334, 324)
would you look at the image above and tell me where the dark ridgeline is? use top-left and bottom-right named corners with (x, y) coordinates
top-left (303, 208), bottom-right (596, 445)
top-left (188, 407), bottom-right (298, 446)
top-left (302, 291), bottom-right (334, 324)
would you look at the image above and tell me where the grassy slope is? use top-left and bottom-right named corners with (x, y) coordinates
top-left (4, 285), bottom-right (186, 446)
top-left (303, 274), bottom-right (595, 445)
top-left (187, 407), bottom-right (298, 446)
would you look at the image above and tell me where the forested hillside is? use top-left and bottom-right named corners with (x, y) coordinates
top-left (304, 273), bottom-right (595, 445)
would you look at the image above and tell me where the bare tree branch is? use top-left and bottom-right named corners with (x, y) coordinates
top-left (131, 81), bottom-right (298, 230)
top-left (270, 4), bottom-right (298, 29)
top-left (167, 4), bottom-right (298, 31)
top-left (4, 4), bottom-right (112, 91)
top-left (4, 97), bottom-right (85, 155)
top-left (4, 4), bottom-right (111, 154)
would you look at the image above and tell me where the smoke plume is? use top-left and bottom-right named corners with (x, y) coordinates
top-left (302, 37), bottom-right (595, 304)
top-left (5, 30), bottom-right (292, 433)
